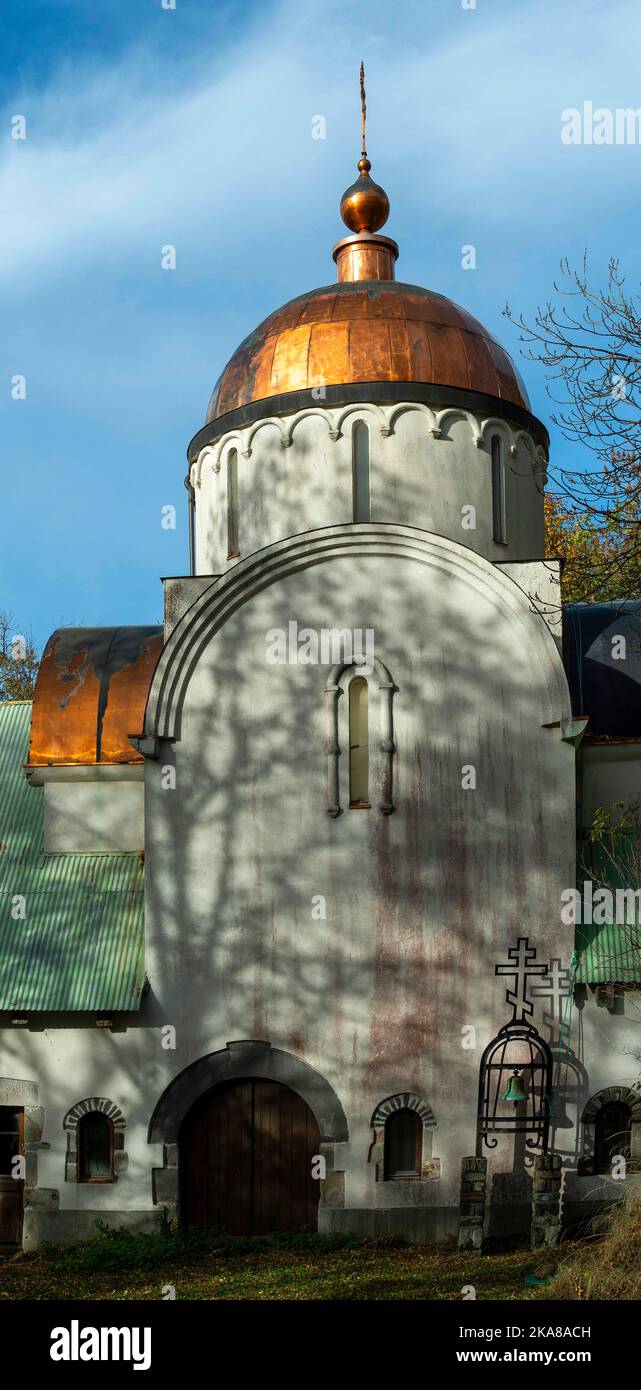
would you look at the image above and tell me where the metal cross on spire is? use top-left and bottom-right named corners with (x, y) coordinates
top-left (495, 937), bottom-right (548, 1022)
top-left (360, 61), bottom-right (367, 158)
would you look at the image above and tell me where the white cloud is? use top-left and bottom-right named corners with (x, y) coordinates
top-left (3, 0), bottom-right (641, 292)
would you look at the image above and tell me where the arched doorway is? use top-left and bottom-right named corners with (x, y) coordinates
top-left (179, 1078), bottom-right (321, 1235)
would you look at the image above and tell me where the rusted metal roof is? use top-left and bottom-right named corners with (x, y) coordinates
top-left (206, 280), bottom-right (531, 423)
top-left (0, 701), bottom-right (145, 1011)
top-left (27, 626), bottom-right (163, 767)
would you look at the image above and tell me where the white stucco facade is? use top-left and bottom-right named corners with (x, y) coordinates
top-left (3, 273), bottom-right (640, 1250)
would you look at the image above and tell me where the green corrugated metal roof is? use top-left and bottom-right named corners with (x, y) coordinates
top-left (0, 701), bottom-right (145, 1010)
top-left (576, 835), bottom-right (641, 984)
top-left (575, 922), bottom-right (641, 984)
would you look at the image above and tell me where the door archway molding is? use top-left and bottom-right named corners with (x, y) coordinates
top-left (149, 1040), bottom-right (349, 1221)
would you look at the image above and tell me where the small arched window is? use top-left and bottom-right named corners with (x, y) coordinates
top-left (384, 1109), bottom-right (422, 1179)
top-left (349, 676), bottom-right (369, 807)
top-left (352, 421), bottom-right (370, 522)
top-left (78, 1111), bottom-right (114, 1183)
top-left (227, 448), bottom-right (239, 558)
top-left (595, 1101), bottom-right (631, 1175)
top-left (491, 435), bottom-right (507, 544)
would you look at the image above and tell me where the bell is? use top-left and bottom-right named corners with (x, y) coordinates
top-left (502, 1069), bottom-right (528, 1105)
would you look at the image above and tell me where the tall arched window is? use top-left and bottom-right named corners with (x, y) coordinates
top-left (384, 1109), bottom-right (422, 1179)
top-left (227, 448), bottom-right (239, 558)
top-left (491, 435), bottom-right (507, 544)
top-left (78, 1111), bottom-right (114, 1183)
top-left (352, 422), bottom-right (370, 522)
top-left (595, 1101), bottom-right (631, 1175)
top-left (349, 676), bottom-right (369, 807)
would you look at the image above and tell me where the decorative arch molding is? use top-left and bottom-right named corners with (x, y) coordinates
top-left (335, 401), bottom-right (388, 435)
top-left (189, 400), bottom-right (545, 487)
top-left (578, 1085), bottom-right (641, 1176)
top-left (581, 1086), bottom-right (641, 1126)
top-left (148, 1041), bottom-right (349, 1221)
top-left (384, 401), bottom-right (439, 437)
top-left (371, 1092), bottom-right (437, 1130)
top-left (63, 1097), bottom-right (127, 1184)
top-left (325, 656), bottom-right (396, 816)
top-left (477, 418), bottom-right (548, 484)
top-left (142, 524), bottom-right (571, 747)
top-left (284, 408), bottom-right (339, 447)
top-left (63, 1097), bottom-right (127, 1132)
top-left (369, 1092), bottom-right (441, 1183)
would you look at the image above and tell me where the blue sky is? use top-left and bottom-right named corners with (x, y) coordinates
top-left (3, 0), bottom-right (641, 650)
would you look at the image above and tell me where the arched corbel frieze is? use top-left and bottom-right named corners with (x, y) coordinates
top-left (334, 401), bottom-right (387, 439)
top-left (205, 402), bottom-right (544, 475)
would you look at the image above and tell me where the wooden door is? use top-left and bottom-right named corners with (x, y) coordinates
top-left (179, 1079), bottom-right (320, 1235)
top-left (0, 1108), bottom-right (23, 1253)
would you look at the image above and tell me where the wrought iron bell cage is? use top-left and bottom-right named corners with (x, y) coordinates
top-left (476, 1019), bottom-right (553, 1156)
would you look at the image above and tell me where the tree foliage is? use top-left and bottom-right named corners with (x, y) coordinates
top-left (0, 610), bottom-right (40, 700)
top-left (508, 257), bottom-right (641, 603)
top-left (545, 486), bottom-right (641, 603)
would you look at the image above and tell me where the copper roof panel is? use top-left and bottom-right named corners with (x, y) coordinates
top-left (271, 323), bottom-right (312, 393)
top-left (309, 321), bottom-right (350, 383)
top-left (387, 318), bottom-right (413, 378)
top-left (367, 288), bottom-right (405, 319)
top-left (28, 627), bottom-right (163, 767)
top-left (298, 292), bottom-right (335, 324)
top-left (349, 320), bottom-right (391, 379)
top-left (332, 289), bottom-right (369, 320)
top-left (460, 326), bottom-right (502, 398)
top-left (408, 320), bottom-right (434, 382)
top-left (246, 335), bottom-right (277, 403)
top-left (205, 281), bottom-right (531, 423)
top-left (484, 337), bottom-right (521, 401)
top-left (427, 323), bottom-right (472, 391)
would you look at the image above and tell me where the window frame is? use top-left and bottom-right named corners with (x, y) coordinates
top-left (226, 447), bottom-right (239, 559)
top-left (594, 1100), bottom-right (632, 1175)
top-left (77, 1110), bottom-right (115, 1185)
top-left (352, 421), bottom-right (371, 523)
top-left (348, 674), bottom-right (370, 809)
top-left (383, 1107), bottom-right (423, 1181)
top-left (491, 434), bottom-right (508, 545)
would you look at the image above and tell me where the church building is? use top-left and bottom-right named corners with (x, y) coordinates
top-left (1, 100), bottom-right (641, 1252)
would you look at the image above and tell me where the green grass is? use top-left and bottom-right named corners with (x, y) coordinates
top-left (0, 1226), bottom-right (554, 1301)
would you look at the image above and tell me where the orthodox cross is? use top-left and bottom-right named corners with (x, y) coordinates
top-left (360, 61), bottom-right (367, 158)
top-left (495, 937), bottom-right (548, 1022)
top-left (530, 957), bottom-right (572, 1039)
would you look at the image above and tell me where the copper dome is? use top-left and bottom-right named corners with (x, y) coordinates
top-left (206, 281), bottom-right (531, 425)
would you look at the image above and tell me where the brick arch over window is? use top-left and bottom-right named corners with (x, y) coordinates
top-left (369, 1092), bottom-right (440, 1183)
top-left (63, 1098), bottom-right (127, 1183)
top-left (581, 1086), bottom-right (641, 1126)
top-left (578, 1086), bottom-right (641, 1176)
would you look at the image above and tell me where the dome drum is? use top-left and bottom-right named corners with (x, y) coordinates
top-left (191, 404), bottom-right (545, 576)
